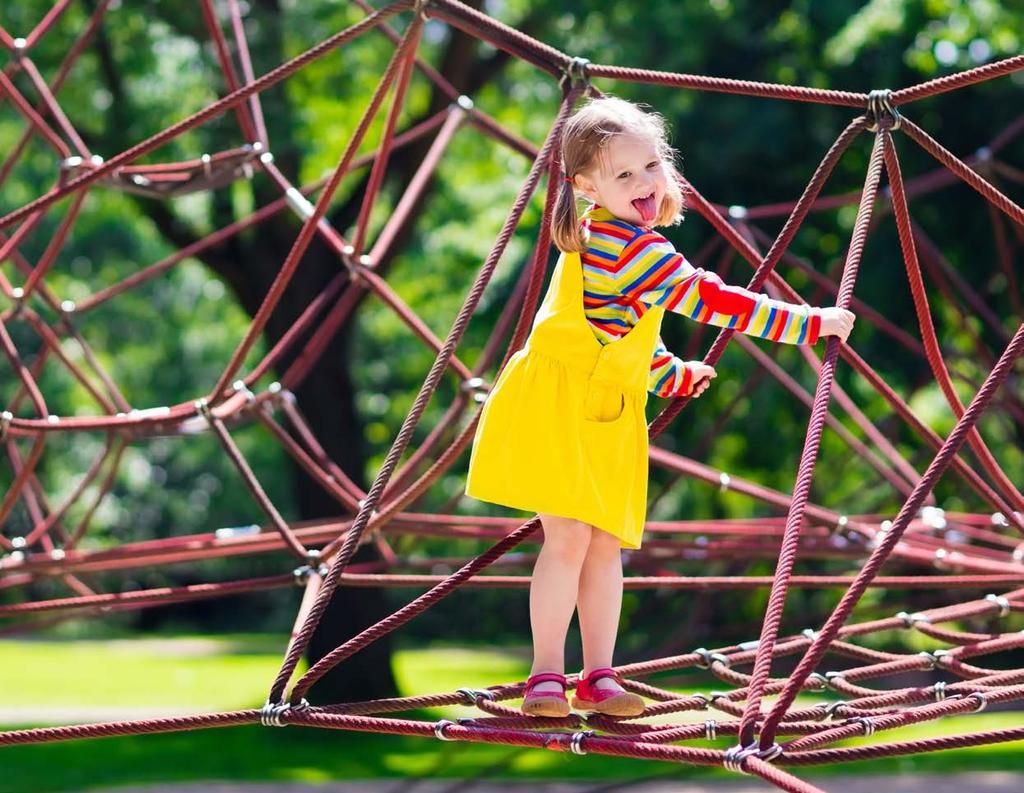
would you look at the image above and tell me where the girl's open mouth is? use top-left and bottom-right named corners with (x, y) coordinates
top-left (631, 193), bottom-right (656, 223)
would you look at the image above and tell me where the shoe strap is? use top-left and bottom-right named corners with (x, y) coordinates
top-left (525, 672), bottom-right (566, 691)
top-left (583, 667), bottom-right (621, 685)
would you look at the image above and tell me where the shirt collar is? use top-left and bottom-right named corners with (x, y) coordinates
top-left (581, 202), bottom-right (615, 222)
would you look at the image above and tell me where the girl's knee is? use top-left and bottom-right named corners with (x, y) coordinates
top-left (588, 525), bottom-right (623, 555)
top-left (540, 514), bottom-right (591, 563)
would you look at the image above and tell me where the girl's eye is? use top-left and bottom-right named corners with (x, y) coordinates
top-left (647, 161), bottom-right (659, 169)
top-left (617, 172), bottom-right (630, 179)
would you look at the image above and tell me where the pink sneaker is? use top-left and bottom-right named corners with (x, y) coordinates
top-left (521, 672), bottom-right (570, 717)
top-left (571, 667), bottom-right (645, 717)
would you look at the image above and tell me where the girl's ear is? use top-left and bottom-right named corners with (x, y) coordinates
top-left (575, 174), bottom-right (598, 201)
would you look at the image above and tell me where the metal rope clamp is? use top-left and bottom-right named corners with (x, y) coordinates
top-left (193, 397), bottom-right (213, 424)
top-left (707, 690), bottom-right (731, 707)
top-left (260, 697), bottom-right (309, 727)
top-left (434, 718), bottom-right (457, 741)
top-left (807, 672), bottom-right (830, 691)
top-left (292, 561), bottom-right (330, 584)
top-left (723, 742), bottom-right (760, 774)
top-left (690, 692), bottom-right (712, 710)
top-left (456, 687), bottom-right (496, 705)
top-left (896, 610), bottom-right (930, 628)
top-left (413, 0), bottom-right (431, 21)
top-left (865, 89), bottom-right (903, 132)
top-left (985, 593), bottom-right (1011, 617)
top-left (460, 377), bottom-right (489, 404)
top-left (919, 649), bottom-right (951, 670)
top-left (818, 699), bottom-right (847, 721)
top-left (293, 549), bottom-right (330, 584)
top-left (9, 286), bottom-right (25, 316)
top-left (569, 729), bottom-right (595, 755)
top-left (847, 715), bottom-right (875, 736)
top-left (693, 647), bottom-right (731, 669)
top-left (559, 56), bottom-right (591, 92)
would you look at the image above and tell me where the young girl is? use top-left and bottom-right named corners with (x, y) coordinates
top-left (465, 96), bottom-right (855, 718)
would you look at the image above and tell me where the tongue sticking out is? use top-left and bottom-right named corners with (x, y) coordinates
top-left (632, 194), bottom-right (656, 223)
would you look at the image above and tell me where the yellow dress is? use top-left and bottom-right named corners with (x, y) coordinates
top-left (464, 242), bottom-right (664, 549)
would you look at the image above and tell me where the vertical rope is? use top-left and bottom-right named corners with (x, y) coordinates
top-left (737, 125), bottom-right (888, 748)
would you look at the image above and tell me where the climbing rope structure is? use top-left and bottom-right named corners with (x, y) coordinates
top-left (1, 1), bottom-right (1023, 790)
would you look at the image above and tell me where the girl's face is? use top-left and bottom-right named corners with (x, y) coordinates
top-left (572, 132), bottom-right (668, 228)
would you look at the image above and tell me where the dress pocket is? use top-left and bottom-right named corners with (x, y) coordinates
top-left (583, 381), bottom-right (626, 423)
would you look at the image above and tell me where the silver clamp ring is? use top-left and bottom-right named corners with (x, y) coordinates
top-left (194, 398), bottom-right (213, 423)
top-left (758, 742), bottom-right (783, 762)
top-left (693, 647), bottom-right (731, 669)
top-left (849, 716), bottom-right (875, 736)
top-left (457, 687), bottom-right (496, 705)
top-left (460, 377), bottom-right (489, 404)
top-left (966, 692), bottom-right (987, 712)
top-left (818, 700), bottom-right (847, 721)
top-left (569, 730), bottom-right (594, 755)
top-left (434, 719), bottom-right (457, 741)
top-left (866, 89), bottom-right (902, 132)
top-left (723, 742), bottom-right (760, 774)
top-left (896, 610), bottom-right (930, 627)
top-left (704, 719), bottom-right (717, 740)
top-left (292, 562), bottom-right (329, 584)
top-left (689, 691), bottom-right (711, 709)
top-left (559, 57), bottom-right (591, 91)
top-left (933, 680), bottom-right (947, 701)
top-left (0, 411), bottom-right (12, 442)
top-left (708, 691), bottom-right (731, 705)
top-left (985, 593), bottom-right (1011, 618)
top-left (807, 672), bottom-right (830, 691)
top-left (919, 649), bottom-right (951, 669)
top-left (232, 379), bottom-right (258, 404)
top-left (260, 698), bottom-right (308, 727)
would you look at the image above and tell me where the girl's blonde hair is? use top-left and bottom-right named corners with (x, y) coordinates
top-left (552, 95), bottom-right (685, 253)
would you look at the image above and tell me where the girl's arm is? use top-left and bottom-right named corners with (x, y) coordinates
top-left (616, 230), bottom-right (821, 345)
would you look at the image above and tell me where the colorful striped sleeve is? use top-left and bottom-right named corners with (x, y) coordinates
top-left (615, 230), bottom-right (821, 345)
top-left (648, 336), bottom-right (697, 397)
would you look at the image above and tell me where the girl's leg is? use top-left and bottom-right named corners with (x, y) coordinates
top-left (576, 524), bottom-right (625, 692)
top-left (529, 512), bottom-right (592, 693)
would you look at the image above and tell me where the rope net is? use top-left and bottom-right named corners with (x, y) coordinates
top-left (1, 2), bottom-right (1023, 790)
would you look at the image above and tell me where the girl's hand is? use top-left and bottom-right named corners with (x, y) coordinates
top-left (818, 307), bottom-right (856, 344)
top-left (687, 363), bottom-right (717, 398)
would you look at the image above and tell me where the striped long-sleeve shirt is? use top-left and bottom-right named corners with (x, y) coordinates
top-left (580, 204), bottom-right (821, 397)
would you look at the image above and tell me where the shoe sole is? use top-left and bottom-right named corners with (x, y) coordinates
top-left (521, 697), bottom-right (570, 718)
top-left (570, 693), bottom-right (645, 717)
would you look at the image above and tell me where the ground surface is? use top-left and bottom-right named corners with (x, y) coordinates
top-left (89, 773), bottom-right (1024, 792)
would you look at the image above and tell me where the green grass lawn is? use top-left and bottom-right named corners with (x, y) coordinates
top-left (1, 634), bottom-right (1022, 792)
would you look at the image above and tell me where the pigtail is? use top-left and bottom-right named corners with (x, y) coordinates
top-left (551, 172), bottom-right (587, 253)
top-left (656, 169), bottom-right (686, 228)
